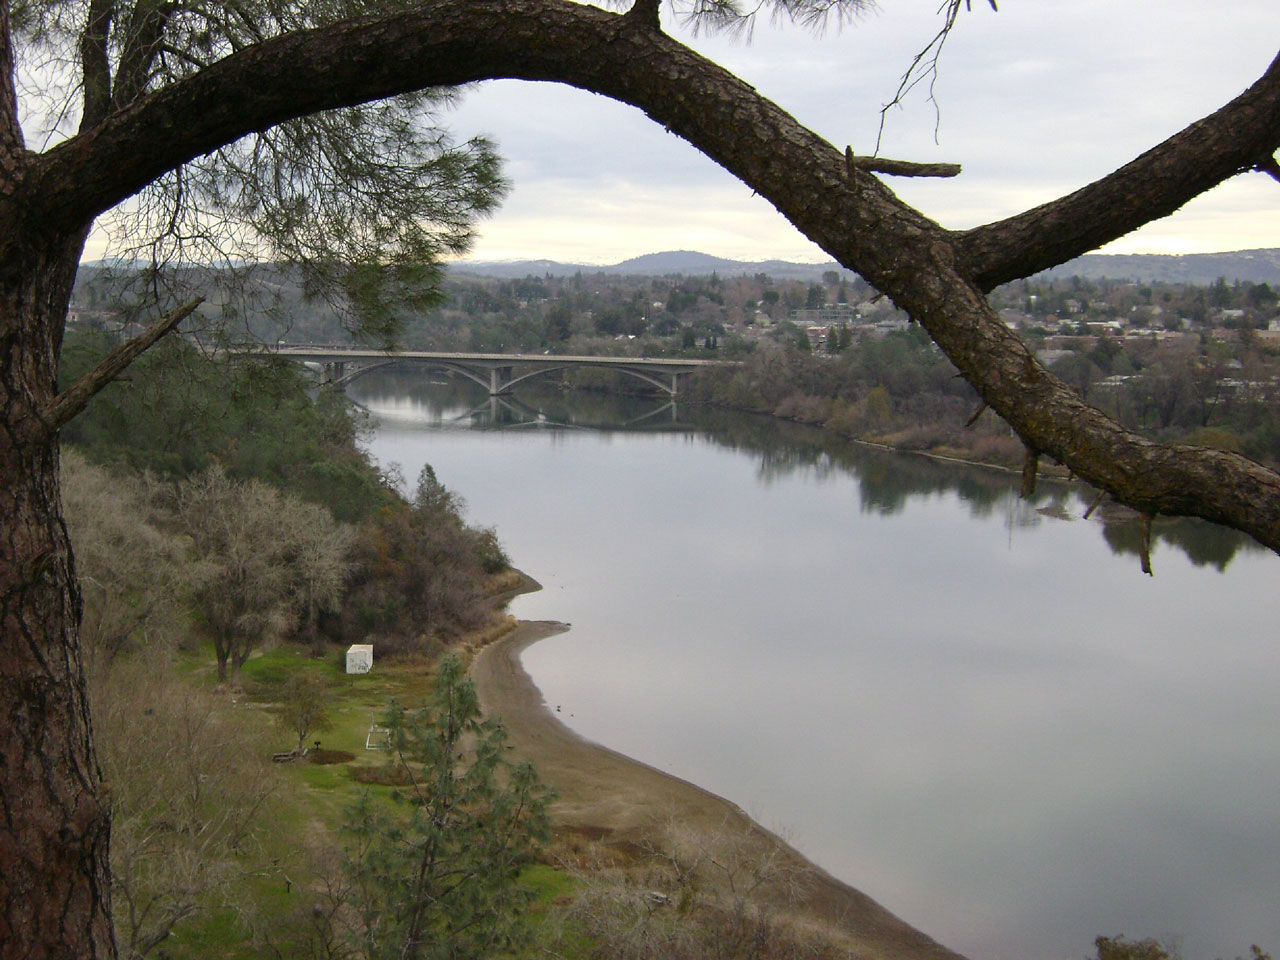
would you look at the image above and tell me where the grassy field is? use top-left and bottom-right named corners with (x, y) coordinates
top-left (153, 636), bottom-right (580, 958)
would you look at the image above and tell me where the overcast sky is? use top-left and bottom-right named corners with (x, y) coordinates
top-left (442, 0), bottom-right (1280, 265)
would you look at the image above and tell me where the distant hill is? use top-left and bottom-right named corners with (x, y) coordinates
top-left (1035, 248), bottom-right (1280, 285)
top-left (448, 250), bottom-right (844, 281)
top-left (451, 248), bottom-right (1280, 285)
top-left (82, 248), bottom-right (1280, 286)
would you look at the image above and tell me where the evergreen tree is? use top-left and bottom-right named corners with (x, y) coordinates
top-left (340, 656), bottom-right (551, 960)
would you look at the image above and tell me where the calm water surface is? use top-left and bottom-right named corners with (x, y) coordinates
top-left (353, 371), bottom-right (1280, 960)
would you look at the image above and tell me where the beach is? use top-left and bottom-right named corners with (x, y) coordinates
top-left (470, 619), bottom-right (967, 960)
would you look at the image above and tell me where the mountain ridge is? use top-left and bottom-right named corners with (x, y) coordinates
top-left (448, 248), bottom-right (1280, 285)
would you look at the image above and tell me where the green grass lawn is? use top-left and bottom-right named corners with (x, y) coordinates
top-left (155, 641), bottom-right (582, 958)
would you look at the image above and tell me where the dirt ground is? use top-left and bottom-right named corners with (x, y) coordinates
top-left (470, 620), bottom-right (968, 960)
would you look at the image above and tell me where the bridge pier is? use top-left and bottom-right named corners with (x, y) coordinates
top-left (488, 365), bottom-right (514, 396)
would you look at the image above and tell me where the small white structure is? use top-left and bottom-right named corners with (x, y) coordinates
top-left (365, 714), bottom-right (391, 750)
top-left (345, 643), bottom-right (374, 675)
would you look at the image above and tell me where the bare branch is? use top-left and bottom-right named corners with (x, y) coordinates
top-left (964, 399), bottom-right (987, 428)
top-left (1083, 489), bottom-right (1107, 520)
top-left (875, 0), bottom-right (991, 151)
top-left (41, 297), bottom-right (204, 433)
top-left (845, 146), bottom-right (961, 179)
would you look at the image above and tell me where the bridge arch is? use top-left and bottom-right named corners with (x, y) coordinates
top-left (334, 358), bottom-right (493, 392)
top-left (331, 357), bottom-right (688, 397)
top-left (500, 363), bottom-right (681, 396)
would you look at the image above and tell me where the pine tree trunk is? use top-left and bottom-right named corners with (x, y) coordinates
top-left (0, 231), bottom-right (118, 958)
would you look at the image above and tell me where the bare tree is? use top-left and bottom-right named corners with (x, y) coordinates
top-left (60, 452), bottom-right (192, 671)
top-left (565, 817), bottom-right (831, 959)
top-left (176, 467), bottom-right (351, 686)
top-left (277, 672), bottom-right (334, 755)
top-left (91, 660), bottom-right (277, 959)
top-left (2, 0), bottom-right (1279, 953)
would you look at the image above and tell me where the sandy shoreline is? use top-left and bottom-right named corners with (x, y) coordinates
top-left (470, 619), bottom-right (966, 960)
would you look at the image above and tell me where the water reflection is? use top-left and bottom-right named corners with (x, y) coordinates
top-left (686, 409), bottom-right (1263, 570)
top-left (353, 370), bottom-right (695, 431)
top-left (352, 371), bottom-right (1280, 960)
top-left (356, 369), bottom-right (1263, 572)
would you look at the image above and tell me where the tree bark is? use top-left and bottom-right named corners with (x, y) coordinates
top-left (1, 231), bottom-right (117, 957)
top-left (214, 637), bottom-right (230, 685)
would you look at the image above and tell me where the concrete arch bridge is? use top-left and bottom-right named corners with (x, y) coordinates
top-left (272, 347), bottom-right (730, 397)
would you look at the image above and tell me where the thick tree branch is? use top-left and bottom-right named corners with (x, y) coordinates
top-left (19, 0), bottom-right (1280, 552)
top-left (80, 0), bottom-right (117, 129)
top-left (39, 297), bottom-right (203, 433)
top-left (626, 0), bottom-right (662, 31)
top-left (956, 48), bottom-right (1280, 290)
top-left (1258, 154), bottom-right (1280, 185)
top-left (891, 245), bottom-right (1280, 552)
top-left (29, 0), bottom-right (924, 234)
top-left (114, 0), bottom-right (179, 109)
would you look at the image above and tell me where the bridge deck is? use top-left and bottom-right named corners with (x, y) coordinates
top-left (260, 346), bottom-right (733, 397)
top-left (271, 347), bottom-right (725, 370)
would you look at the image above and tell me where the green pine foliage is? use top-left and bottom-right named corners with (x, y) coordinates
top-left (60, 330), bottom-right (511, 656)
top-left (59, 329), bottom-right (396, 523)
top-left (337, 656), bottom-right (551, 959)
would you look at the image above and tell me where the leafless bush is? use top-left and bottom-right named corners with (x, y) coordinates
top-left (61, 451), bottom-right (193, 670)
top-left (562, 818), bottom-right (844, 960)
top-left (92, 660), bottom-right (280, 958)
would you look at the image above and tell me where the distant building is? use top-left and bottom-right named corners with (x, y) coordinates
top-left (346, 644), bottom-right (374, 674)
top-left (999, 309), bottom-right (1033, 328)
top-left (791, 306), bottom-right (861, 325)
top-left (874, 318), bottom-right (909, 334)
top-left (1256, 329), bottom-right (1280, 347)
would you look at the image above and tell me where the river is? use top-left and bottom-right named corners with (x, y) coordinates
top-left (353, 369), bottom-right (1280, 960)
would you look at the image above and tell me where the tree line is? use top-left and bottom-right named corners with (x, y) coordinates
top-left (61, 330), bottom-right (510, 668)
top-left (687, 318), bottom-right (1280, 473)
top-left (57, 333), bottom-right (562, 956)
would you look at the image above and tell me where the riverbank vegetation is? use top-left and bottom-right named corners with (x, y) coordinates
top-left (58, 333), bottom-right (545, 953)
top-left (60, 333), bottom-right (867, 957)
top-left (61, 329), bottom-right (510, 658)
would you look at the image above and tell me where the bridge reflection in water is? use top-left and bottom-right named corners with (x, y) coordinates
top-left (453, 394), bottom-right (688, 429)
top-left (269, 346), bottom-right (729, 398)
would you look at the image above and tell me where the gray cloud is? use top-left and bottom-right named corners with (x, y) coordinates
top-left (448, 1), bottom-right (1280, 263)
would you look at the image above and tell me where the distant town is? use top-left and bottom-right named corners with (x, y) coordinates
top-left (67, 248), bottom-right (1280, 471)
